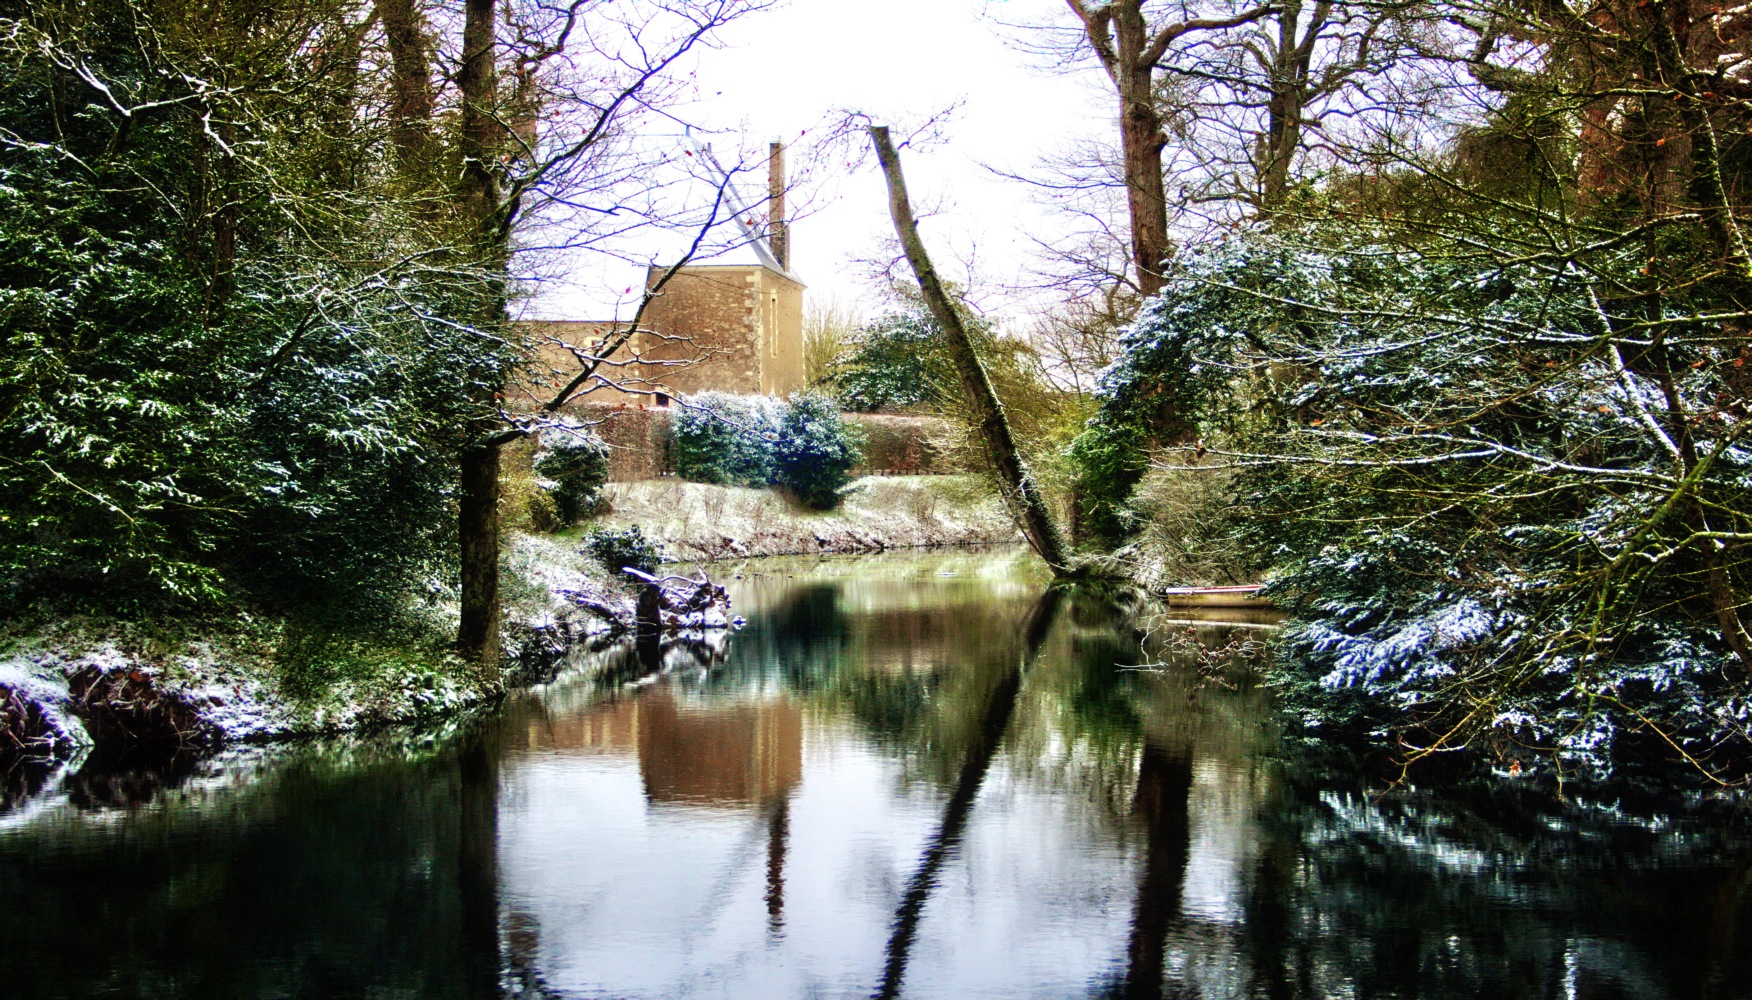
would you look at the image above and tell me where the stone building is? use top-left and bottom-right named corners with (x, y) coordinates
top-left (517, 142), bottom-right (805, 407)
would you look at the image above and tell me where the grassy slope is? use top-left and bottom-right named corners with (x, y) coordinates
top-left (589, 475), bottom-right (1022, 561)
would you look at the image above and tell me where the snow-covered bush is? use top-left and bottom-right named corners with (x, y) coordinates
top-left (1084, 226), bottom-right (1752, 780)
top-left (534, 424), bottom-right (610, 522)
top-left (669, 392), bottom-right (864, 509)
top-left (584, 525), bottom-right (666, 576)
top-left (670, 391), bottom-right (783, 487)
top-left (772, 391), bottom-right (866, 509)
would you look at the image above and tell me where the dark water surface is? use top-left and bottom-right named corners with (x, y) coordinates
top-left (4, 550), bottom-right (1752, 999)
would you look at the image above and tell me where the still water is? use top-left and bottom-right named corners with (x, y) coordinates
top-left (3, 550), bottom-right (1751, 999)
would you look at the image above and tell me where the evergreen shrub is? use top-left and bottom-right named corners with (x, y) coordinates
top-left (833, 312), bottom-right (951, 412)
top-left (584, 526), bottom-right (666, 576)
top-left (0, 10), bottom-right (508, 621)
top-left (671, 392), bottom-right (782, 486)
top-left (668, 392), bottom-right (865, 509)
top-left (1086, 228), bottom-right (1752, 778)
top-left (773, 391), bottom-right (867, 509)
top-left (535, 425), bottom-right (611, 522)
top-left (1067, 422), bottom-right (1151, 546)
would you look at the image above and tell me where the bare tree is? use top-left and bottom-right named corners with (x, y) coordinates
top-left (997, 0), bottom-right (1439, 313)
top-left (802, 296), bottom-right (862, 387)
top-left (1062, 0), bottom-right (1274, 296)
top-left (369, 0), bottom-right (769, 666)
top-left (1190, 0), bottom-right (1414, 211)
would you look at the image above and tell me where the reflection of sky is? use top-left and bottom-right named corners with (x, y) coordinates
top-left (919, 760), bottom-right (1137, 998)
top-left (497, 712), bottom-right (1146, 998)
top-left (1180, 757), bottom-right (1257, 927)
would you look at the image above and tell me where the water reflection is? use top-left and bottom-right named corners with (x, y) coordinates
top-left (2, 550), bottom-right (1750, 999)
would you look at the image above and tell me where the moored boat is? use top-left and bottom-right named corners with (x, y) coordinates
top-left (1159, 584), bottom-right (1273, 609)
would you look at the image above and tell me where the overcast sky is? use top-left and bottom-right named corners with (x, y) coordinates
top-left (523, 0), bottom-right (1112, 328)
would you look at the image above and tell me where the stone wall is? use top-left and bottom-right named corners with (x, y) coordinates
top-left (560, 403), bottom-right (673, 482)
top-left (554, 401), bottom-right (964, 481)
top-left (637, 265), bottom-right (804, 399)
top-left (639, 267), bottom-right (761, 396)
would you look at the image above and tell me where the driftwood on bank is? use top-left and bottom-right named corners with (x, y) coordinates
top-left (622, 568), bottom-right (734, 632)
top-left (867, 125), bottom-right (1072, 576)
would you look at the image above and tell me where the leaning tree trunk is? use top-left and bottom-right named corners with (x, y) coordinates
top-left (455, 0), bottom-right (507, 668)
top-left (868, 126), bottom-right (1072, 575)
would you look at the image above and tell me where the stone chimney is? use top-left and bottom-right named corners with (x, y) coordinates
top-left (768, 141), bottom-right (789, 271)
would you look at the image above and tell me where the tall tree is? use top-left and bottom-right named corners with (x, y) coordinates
top-left (429, 0), bottom-right (764, 666)
top-left (1064, 0), bottom-right (1272, 295)
top-left (453, 0), bottom-right (509, 667)
top-left (376, 0), bottom-right (434, 167)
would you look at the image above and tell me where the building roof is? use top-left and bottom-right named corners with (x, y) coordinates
top-left (694, 142), bottom-right (803, 285)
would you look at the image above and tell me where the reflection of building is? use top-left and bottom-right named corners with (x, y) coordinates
top-left (515, 142), bottom-right (805, 408)
top-left (531, 687), bottom-right (801, 808)
top-left (638, 692), bottom-right (801, 806)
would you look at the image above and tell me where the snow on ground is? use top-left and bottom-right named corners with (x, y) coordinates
top-left (593, 475), bottom-right (1021, 562)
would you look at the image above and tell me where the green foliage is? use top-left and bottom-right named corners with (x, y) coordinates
top-left (1089, 224), bottom-right (1752, 778)
top-left (833, 312), bottom-right (955, 412)
top-left (668, 391), bottom-right (866, 509)
top-left (535, 426), bottom-right (611, 522)
top-left (671, 392), bottom-right (782, 486)
top-left (585, 525), bottom-right (666, 576)
top-left (499, 450), bottom-right (562, 535)
top-left (0, 6), bottom-right (508, 620)
top-left (273, 608), bottom-right (461, 707)
top-left (773, 391), bottom-right (867, 509)
top-left (1067, 422), bottom-right (1150, 546)
top-left (829, 297), bottom-right (1082, 530)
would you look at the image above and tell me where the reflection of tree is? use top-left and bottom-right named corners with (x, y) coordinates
top-left (874, 590), bottom-right (1063, 1000)
top-left (766, 793), bottom-right (790, 938)
top-left (14, 561), bottom-right (1752, 998)
top-left (0, 729), bottom-right (506, 998)
top-left (1025, 594), bottom-right (1153, 822)
top-left (710, 573), bottom-right (1044, 791)
top-left (1225, 781), bottom-right (1752, 998)
top-left (1119, 740), bottom-right (1195, 1000)
top-left (458, 734), bottom-right (501, 997)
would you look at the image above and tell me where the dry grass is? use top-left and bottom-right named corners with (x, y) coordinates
top-left (1122, 461), bottom-right (1255, 588)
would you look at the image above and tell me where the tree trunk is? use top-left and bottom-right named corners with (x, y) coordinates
top-left (1257, 1), bottom-right (1325, 212)
top-left (456, 428), bottom-right (502, 667)
top-left (457, 0), bottom-right (501, 228)
top-left (1259, 9), bottom-right (1307, 211)
top-left (1113, 3), bottom-right (1172, 298)
top-left (454, 0), bottom-right (506, 668)
top-left (377, 0), bottom-right (434, 166)
top-left (868, 125), bottom-right (1072, 574)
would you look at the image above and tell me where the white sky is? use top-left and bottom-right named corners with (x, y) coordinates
top-left (524, 0), bottom-right (1111, 328)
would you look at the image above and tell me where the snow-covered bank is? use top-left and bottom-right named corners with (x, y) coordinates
top-left (1, 477), bottom-right (1004, 781)
top-left (591, 475), bottom-right (1022, 561)
top-left (0, 534), bottom-right (648, 776)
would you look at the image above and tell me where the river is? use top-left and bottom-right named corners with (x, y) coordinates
top-left (2, 549), bottom-right (1749, 999)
